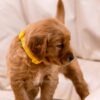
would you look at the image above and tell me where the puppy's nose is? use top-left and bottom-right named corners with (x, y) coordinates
top-left (67, 53), bottom-right (74, 62)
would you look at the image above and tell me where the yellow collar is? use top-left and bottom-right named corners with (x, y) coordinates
top-left (19, 31), bottom-right (41, 64)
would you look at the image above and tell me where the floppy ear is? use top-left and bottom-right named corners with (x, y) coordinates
top-left (56, 0), bottom-right (65, 24)
top-left (28, 35), bottom-right (47, 60)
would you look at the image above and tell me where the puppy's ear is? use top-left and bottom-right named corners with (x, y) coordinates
top-left (56, 0), bottom-right (65, 24)
top-left (28, 35), bottom-right (47, 60)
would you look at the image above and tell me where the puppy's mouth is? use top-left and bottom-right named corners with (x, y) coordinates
top-left (44, 57), bottom-right (60, 65)
top-left (44, 53), bottom-right (74, 66)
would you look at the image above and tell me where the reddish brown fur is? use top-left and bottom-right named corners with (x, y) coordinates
top-left (7, 0), bottom-right (89, 100)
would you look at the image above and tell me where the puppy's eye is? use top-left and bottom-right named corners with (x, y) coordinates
top-left (56, 43), bottom-right (64, 48)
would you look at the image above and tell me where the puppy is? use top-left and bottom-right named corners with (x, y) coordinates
top-left (7, 0), bottom-right (89, 100)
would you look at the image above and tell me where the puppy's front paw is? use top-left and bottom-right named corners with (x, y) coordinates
top-left (80, 86), bottom-right (89, 100)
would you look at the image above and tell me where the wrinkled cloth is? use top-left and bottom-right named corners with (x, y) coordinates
top-left (0, 0), bottom-right (100, 100)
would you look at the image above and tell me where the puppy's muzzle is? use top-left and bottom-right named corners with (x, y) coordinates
top-left (66, 53), bottom-right (74, 62)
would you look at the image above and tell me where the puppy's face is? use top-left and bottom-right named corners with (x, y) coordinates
top-left (25, 19), bottom-right (74, 65)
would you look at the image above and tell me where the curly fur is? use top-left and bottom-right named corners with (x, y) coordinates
top-left (7, 0), bottom-right (89, 100)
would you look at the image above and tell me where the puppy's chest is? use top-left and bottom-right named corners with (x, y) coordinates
top-left (26, 71), bottom-right (43, 90)
top-left (32, 72), bottom-right (43, 86)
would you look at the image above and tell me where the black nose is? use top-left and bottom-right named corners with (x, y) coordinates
top-left (67, 53), bottom-right (74, 62)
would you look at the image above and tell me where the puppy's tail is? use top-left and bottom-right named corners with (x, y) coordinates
top-left (56, 0), bottom-right (65, 24)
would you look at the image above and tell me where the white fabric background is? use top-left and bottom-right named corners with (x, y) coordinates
top-left (0, 0), bottom-right (100, 100)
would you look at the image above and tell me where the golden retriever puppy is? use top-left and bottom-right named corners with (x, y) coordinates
top-left (7, 0), bottom-right (89, 100)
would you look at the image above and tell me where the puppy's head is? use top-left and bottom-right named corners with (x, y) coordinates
top-left (24, 19), bottom-right (74, 65)
top-left (23, 0), bottom-right (74, 65)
